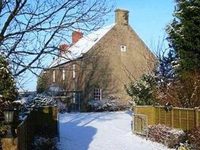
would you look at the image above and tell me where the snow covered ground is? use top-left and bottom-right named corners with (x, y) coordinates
top-left (57, 111), bottom-right (173, 150)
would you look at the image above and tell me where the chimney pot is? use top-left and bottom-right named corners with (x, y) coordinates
top-left (72, 31), bottom-right (83, 44)
top-left (59, 44), bottom-right (69, 54)
top-left (115, 9), bottom-right (129, 26)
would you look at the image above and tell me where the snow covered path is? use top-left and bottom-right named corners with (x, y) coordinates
top-left (57, 111), bottom-right (172, 150)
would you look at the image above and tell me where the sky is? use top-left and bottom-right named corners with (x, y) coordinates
top-left (23, 0), bottom-right (175, 91)
top-left (113, 0), bottom-right (174, 51)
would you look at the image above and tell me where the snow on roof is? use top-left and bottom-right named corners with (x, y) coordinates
top-left (49, 24), bottom-right (115, 68)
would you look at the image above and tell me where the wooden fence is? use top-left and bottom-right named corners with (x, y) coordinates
top-left (134, 106), bottom-right (200, 131)
top-left (17, 115), bottom-right (30, 150)
top-left (17, 106), bottom-right (58, 150)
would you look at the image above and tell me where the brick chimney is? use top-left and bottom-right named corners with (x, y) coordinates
top-left (59, 44), bottom-right (69, 54)
top-left (72, 31), bottom-right (83, 44)
top-left (115, 9), bottom-right (129, 26)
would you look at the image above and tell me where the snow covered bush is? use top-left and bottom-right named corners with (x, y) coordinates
top-left (148, 124), bottom-right (185, 148)
top-left (87, 97), bottom-right (128, 112)
top-left (125, 74), bottom-right (156, 105)
top-left (31, 136), bottom-right (58, 150)
top-left (24, 94), bottom-right (57, 108)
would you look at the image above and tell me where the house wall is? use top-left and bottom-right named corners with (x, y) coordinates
top-left (78, 24), bottom-right (155, 104)
top-left (40, 9), bottom-right (156, 106)
top-left (42, 61), bottom-right (82, 92)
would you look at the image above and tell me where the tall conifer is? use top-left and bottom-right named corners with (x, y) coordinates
top-left (166, 0), bottom-right (200, 71)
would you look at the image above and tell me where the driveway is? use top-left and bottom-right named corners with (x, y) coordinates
top-left (57, 111), bottom-right (172, 150)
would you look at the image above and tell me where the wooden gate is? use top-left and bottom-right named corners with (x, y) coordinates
top-left (133, 114), bottom-right (148, 137)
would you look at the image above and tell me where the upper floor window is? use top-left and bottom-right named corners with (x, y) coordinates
top-left (94, 88), bottom-right (102, 100)
top-left (120, 45), bottom-right (127, 52)
top-left (52, 70), bottom-right (56, 82)
top-left (72, 64), bottom-right (76, 79)
top-left (62, 69), bottom-right (66, 80)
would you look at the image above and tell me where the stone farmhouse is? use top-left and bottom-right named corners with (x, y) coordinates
top-left (39, 9), bottom-right (155, 110)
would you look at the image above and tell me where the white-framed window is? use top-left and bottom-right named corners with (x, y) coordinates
top-left (120, 45), bottom-right (127, 52)
top-left (62, 69), bottom-right (66, 80)
top-left (52, 70), bottom-right (56, 82)
top-left (72, 64), bottom-right (76, 79)
top-left (94, 88), bottom-right (102, 100)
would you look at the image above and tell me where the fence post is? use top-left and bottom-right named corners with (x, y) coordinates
top-left (179, 109), bottom-right (181, 129)
top-left (158, 107), bottom-right (160, 124)
top-left (171, 108), bottom-right (174, 128)
top-left (134, 106), bottom-right (137, 114)
top-left (195, 107), bottom-right (199, 128)
top-left (152, 106), bottom-right (155, 124)
top-left (155, 107), bottom-right (158, 124)
top-left (186, 110), bottom-right (189, 130)
top-left (165, 109), bottom-right (167, 125)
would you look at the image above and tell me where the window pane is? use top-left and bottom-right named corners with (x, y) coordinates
top-left (53, 70), bottom-right (56, 82)
top-left (120, 45), bottom-right (127, 52)
top-left (62, 69), bottom-right (66, 80)
top-left (72, 64), bottom-right (76, 79)
top-left (94, 88), bottom-right (102, 100)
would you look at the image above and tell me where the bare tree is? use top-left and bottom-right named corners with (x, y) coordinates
top-left (0, 0), bottom-right (113, 80)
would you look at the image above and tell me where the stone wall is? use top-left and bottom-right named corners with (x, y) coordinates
top-left (41, 9), bottom-right (156, 105)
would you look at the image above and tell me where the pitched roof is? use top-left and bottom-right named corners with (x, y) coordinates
top-left (49, 24), bottom-right (115, 68)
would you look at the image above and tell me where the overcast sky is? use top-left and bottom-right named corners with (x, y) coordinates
top-left (23, 0), bottom-right (175, 91)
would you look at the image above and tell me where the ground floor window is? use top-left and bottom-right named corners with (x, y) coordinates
top-left (94, 88), bottom-right (102, 100)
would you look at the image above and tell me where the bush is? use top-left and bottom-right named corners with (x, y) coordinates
top-left (31, 136), bottom-right (58, 150)
top-left (0, 124), bottom-right (9, 137)
top-left (187, 126), bottom-right (200, 150)
top-left (148, 124), bottom-right (185, 148)
top-left (87, 97), bottom-right (128, 112)
top-left (0, 55), bottom-right (18, 102)
top-left (155, 71), bottom-right (200, 108)
top-left (37, 74), bottom-right (48, 94)
top-left (0, 55), bottom-right (18, 115)
top-left (125, 74), bottom-right (156, 105)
